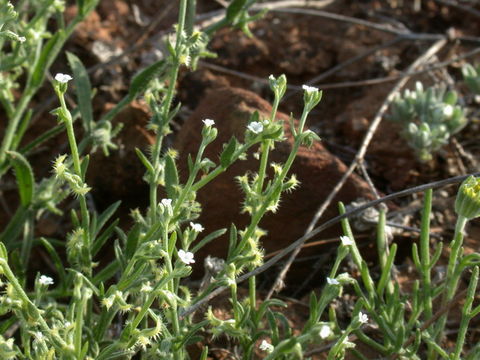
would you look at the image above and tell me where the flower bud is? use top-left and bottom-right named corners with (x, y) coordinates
top-left (455, 176), bottom-right (480, 220)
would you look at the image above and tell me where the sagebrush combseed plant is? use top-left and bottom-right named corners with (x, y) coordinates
top-left (0, 1), bottom-right (480, 359)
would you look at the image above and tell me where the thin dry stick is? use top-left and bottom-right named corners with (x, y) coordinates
top-left (180, 171), bottom-right (480, 319)
top-left (270, 7), bottom-right (434, 39)
top-left (265, 38), bottom-right (448, 299)
top-left (270, 7), bottom-right (480, 44)
top-left (434, 0), bottom-right (480, 18)
top-left (359, 160), bottom-right (381, 200)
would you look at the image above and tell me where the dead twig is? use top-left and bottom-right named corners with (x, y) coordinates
top-left (265, 39), bottom-right (449, 299)
top-left (434, 0), bottom-right (480, 18)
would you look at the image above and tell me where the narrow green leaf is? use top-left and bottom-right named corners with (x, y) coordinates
top-left (226, 0), bottom-right (247, 23)
top-left (191, 228), bottom-right (227, 253)
top-left (92, 219), bottom-right (119, 257)
top-left (125, 223), bottom-right (141, 258)
top-left (6, 151), bottom-right (34, 207)
top-left (67, 52), bottom-right (94, 133)
top-left (376, 243), bottom-right (397, 299)
top-left (135, 148), bottom-right (154, 174)
top-left (220, 136), bottom-right (238, 168)
top-left (93, 201), bottom-right (121, 236)
top-left (78, 157), bottom-right (88, 182)
top-left (164, 153), bottom-right (179, 199)
top-left (227, 224), bottom-right (238, 259)
top-left (39, 238), bottom-right (67, 290)
top-left (0, 242), bottom-right (8, 260)
top-left (114, 239), bottom-right (126, 270)
top-left (29, 32), bottom-right (63, 89)
top-left (92, 260), bottom-right (120, 285)
top-left (11, 110), bottom-right (32, 151)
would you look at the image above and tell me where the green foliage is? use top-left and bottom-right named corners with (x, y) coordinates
top-left (462, 63), bottom-right (480, 95)
top-left (0, 1), bottom-right (479, 359)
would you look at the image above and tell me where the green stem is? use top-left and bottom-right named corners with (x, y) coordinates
top-left (149, 0), bottom-right (187, 225)
top-left (74, 292), bottom-right (87, 358)
top-left (61, 94), bottom-right (91, 253)
top-left (172, 139), bottom-right (209, 220)
top-left (0, 89), bottom-right (33, 172)
top-left (453, 267), bottom-right (478, 360)
top-left (434, 215), bottom-right (468, 344)
top-left (190, 144), bottom-right (251, 192)
top-left (256, 95), bottom-right (280, 193)
top-left (420, 189), bottom-right (433, 319)
top-left (231, 283), bottom-right (240, 322)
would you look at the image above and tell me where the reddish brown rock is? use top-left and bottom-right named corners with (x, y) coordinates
top-left (174, 86), bottom-right (374, 269)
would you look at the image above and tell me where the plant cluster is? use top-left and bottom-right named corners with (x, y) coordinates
top-left (388, 81), bottom-right (467, 162)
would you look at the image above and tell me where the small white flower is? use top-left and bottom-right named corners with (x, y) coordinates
top-left (38, 275), bottom-right (54, 286)
top-left (443, 105), bottom-right (454, 117)
top-left (319, 324), bottom-right (332, 339)
top-left (190, 222), bottom-right (204, 232)
top-left (326, 277), bottom-right (339, 285)
top-left (259, 340), bottom-right (274, 353)
top-left (202, 118), bottom-right (215, 127)
top-left (161, 198), bottom-right (172, 207)
top-left (340, 236), bottom-right (354, 246)
top-left (302, 84), bottom-right (318, 93)
top-left (269, 74), bottom-right (275, 81)
top-left (358, 311), bottom-right (368, 324)
top-left (18, 36), bottom-right (26, 42)
top-left (55, 73), bottom-right (72, 83)
top-left (178, 249), bottom-right (195, 264)
top-left (247, 121), bottom-right (264, 134)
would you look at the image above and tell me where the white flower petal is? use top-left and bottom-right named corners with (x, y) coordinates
top-left (302, 84), bottom-right (318, 93)
top-left (202, 118), bottom-right (215, 127)
top-left (38, 275), bottom-right (54, 286)
top-left (340, 236), bottom-right (354, 246)
top-left (247, 121), bottom-right (264, 134)
top-left (326, 277), bottom-right (339, 285)
top-left (358, 311), bottom-right (368, 324)
top-left (190, 222), bottom-right (204, 232)
top-left (259, 340), bottom-right (274, 352)
top-left (55, 73), bottom-right (72, 83)
top-left (319, 324), bottom-right (332, 339)
top-left (161, 198), bottom-right (172, 207)
top-left (178, 249), bottom-right (195, 264)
